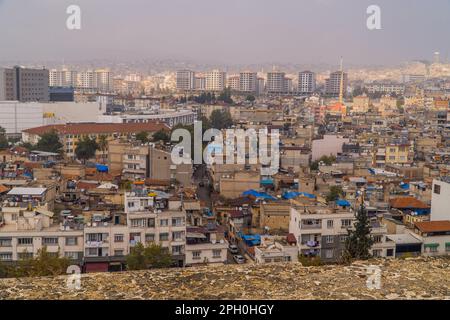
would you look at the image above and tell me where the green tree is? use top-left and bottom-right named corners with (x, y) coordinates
top-left (75, 136), bottom-right (99, 162)
top-left (126, 242), bottom-right (172, 270)
top-left (97, 135), bottom-right (108, 163)
top-left (152, 129), bottom-right (170, 143)
top-left (8, 247), bottom-right (70, 278)
top-left (0, 126), bottom-right (8, 150)
top-left (36, 130), bottom-right (63, 153)
top-left (326, 185), bottom-right (344, 203)
top-left (246, 94), bottom-right (256, 102)
top-left (126, 242), bottom-right (148, 270)
top-left (217, 87), bottom-right (234, 104)
top-left (210, 109), bottom-right (233, 130)
top-left (136, 131), bottom-right (149, 143)
top-left (342, 205), bottom-right (374, 262)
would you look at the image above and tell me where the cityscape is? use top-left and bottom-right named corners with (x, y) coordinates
top-left (0, 0), bottom-right (449, 309)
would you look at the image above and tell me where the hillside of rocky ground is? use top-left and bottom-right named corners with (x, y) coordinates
top-left (0, 257), bottom-right (449, 300)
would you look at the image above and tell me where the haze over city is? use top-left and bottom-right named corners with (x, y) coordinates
top-left (1, 0), bottom-right (450, 66)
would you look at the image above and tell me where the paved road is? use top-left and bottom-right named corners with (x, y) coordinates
top-left (193, 164), bottom-right (212, 208)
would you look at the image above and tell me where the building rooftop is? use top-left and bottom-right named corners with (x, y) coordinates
top-left (415, 221), bottom-right (450, 233)
top-left (22, 122), bottom-right (170, 136)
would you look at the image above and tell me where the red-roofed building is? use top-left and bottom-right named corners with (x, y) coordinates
top-left (22, 122), bottom-right (170, 158)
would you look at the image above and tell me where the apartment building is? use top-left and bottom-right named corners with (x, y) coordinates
top-left (239, 71), bottom-right (257, 93)
top-left (176, 70), bottom-right (196, 91)
top-left (298, 71), bottom-right (316, 94)
top-left (385, 141), bottom-right (413, 165)
top-left (412, 221), bottom-right (450, 256)
top-left (0, 66), bottom-right (49, 102)
top-left (185, 225), bottom-right (228, 266)
top-left (289, 206), bottom-right (395, 262)
top-left (205, 70), bottom-right (226, 92)
top-left (227, 75), bottom-right (240, 91)
top-left (0, 206), bottom-right (84, 263)
top-left (365, 83), bottom-right (405, 95)
top-left (125, 188), bottom-right (186, 266)
top-left (266, 71), bottom-right (287, 94)
top-left (254, 235), bottom-right (298, 264)
top-left (325, 71), bottom-right (348, 96)
top-left (430, 177), bottom-right (450, 221)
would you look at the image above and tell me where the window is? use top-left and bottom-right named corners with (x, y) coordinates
top-left (65, 252), bottom-right (82, 260)
top-left (172, 231), bottom-right (184, 241)
top-left (373, 235), bottom-right (382, 243)
top-left (66, 237), bottom-right (78, 246)
top-left (160, 219), bottom-right (169, 227)
top-left (17, 238), bottom-right (33, 245)
top-left (192, 251), bottom-right (201, 260)
top-left (131, 218), bottom-right (146, 228)
top-left (172, 218), bottom-right (183, 227)
top-left (433, 184), bottom-right (441, 195)
top-left (114, 250), bottom-right (124, 256)
top-left (114, 234), bottom-right (124, 243)
top-left (324, 249), bottom-right (334, 259)
top-left (325, 235), bottom-right (334, 244)
top-left (172, 245), bottom-right (183, 255)
top-left (0, 238), bottom-right (12, 247)
top-left (372, 249), bottom-right (382, 257)
top-left (340, 235), bottom-right (348, 243)
top-left (42, 237), bottom-right (59, 245)
top-left (327, 220), bottom-right (333, 229)
top-left (386, 249), bottom-right (394, 257)
top-left (145, 234), bottom-right (155, 242)
top-left (159, 233), bottom-right (169, 241)
top-left (86, 248), bottom-right (98, 256)
top-left (446, 244), bottom-right (450, 252)
top-left (213, 249), bottom-right (221, 258)
top-left (0, 253), bottom-right (12, 261)
top-left (147, 218), bottom-right (155, 228)
top-left (18, 252), bottom-right (33, 260)
top-left (341, 219), bottom-right (352, 228)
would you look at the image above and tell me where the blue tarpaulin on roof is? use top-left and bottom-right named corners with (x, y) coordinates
top-left (96, 164), bottom-right (109, 173)
top-left (336, 199), bottom-right (351, 207)
top-left (400, 183), bottom-right (410, 190)
top-left (242, 190), bottom-right (277, 200)
top-left (282, 191), bottom-right (316, 200)
top-left (241, 234), bottom-right (261, 246)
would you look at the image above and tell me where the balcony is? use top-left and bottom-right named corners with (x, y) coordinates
top-left (85, 240), bottom-right (108, 247)
top-left (301, 224), bottom-right (322, 230)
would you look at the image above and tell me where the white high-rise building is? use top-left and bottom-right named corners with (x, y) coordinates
top-left (94, 69), bottom-right (113, 92)
top-left (205, 70), bottom-right (226, 91)
top-left (239, 71), bottom-right (257, 93)
top-left (49, 69), bottom-right (78, 87)
top-left (176, 70), bottom-right (196, 91)
top-left (298, 71), bottom-right (316, 94)
top-left (78, 70), bottom-right (95, 89)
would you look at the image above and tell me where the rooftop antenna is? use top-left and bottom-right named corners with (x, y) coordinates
top-left (339, 57), bottom-right (344, 105)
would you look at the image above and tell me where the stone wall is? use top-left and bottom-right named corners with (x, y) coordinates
top-left (0, 257), bottom-right (449, 300)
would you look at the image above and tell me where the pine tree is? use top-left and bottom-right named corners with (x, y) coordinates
top-left (342, 204), bottom-right (374, 262)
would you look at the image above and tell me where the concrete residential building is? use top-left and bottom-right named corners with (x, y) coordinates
top-left (239, 71), bottom-right (257, 93)
top-left (430, 177), bottom-right (450, 221)
top-left (325, 71), bottom-right (348, 96)
top-left (413, 221), bottom-right (450, 256)
top-left (49, 69), bottom-right (78, 87)
top-left (0, 66), bottom-right (49, 102)
top-left (289, 206), bottom-right (395, 262)
top-left (176, 70), bottom-right (196, 91)
top-left (205, 70), bottom-right (226, 91)
top-left (298, 71), bottom-right (316, 94)
top-left (266, 71), bottom-right (287, 94)
top-left (227, 75), bottom-right (240, 91)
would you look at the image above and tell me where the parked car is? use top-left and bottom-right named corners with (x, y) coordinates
top-left (233, 255), bottom-right (246, 264)
top-left (228, 244), bottom-right (239, 254)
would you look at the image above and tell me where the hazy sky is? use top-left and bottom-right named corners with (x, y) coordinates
top-left (0, 0), bottom-right (449, 65)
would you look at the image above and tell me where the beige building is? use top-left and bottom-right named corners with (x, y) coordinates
top-left (219, 171), bottom-right (261, 199)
